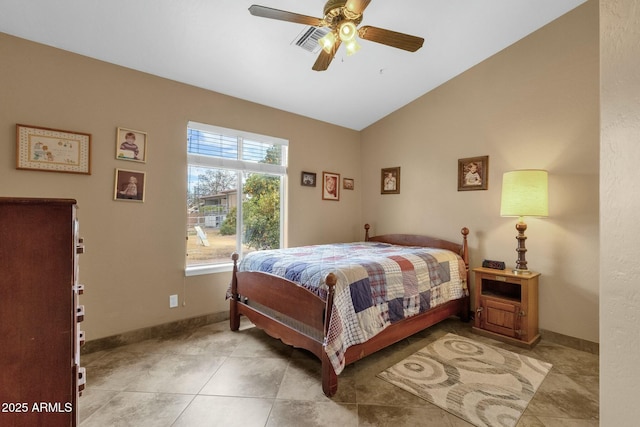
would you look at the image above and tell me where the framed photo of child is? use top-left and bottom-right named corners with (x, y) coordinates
top-left (381, 167), bottom-right (400, 194)
top-left (116, 127), bottom-right (147, 163)
top-left (114, 168), bottom-right (146, 202)
top-left (458, 156), bottom-right (489, 191)
top-left (322, 171), bottom-right (340, 201)
top-left (301, 171), bottom-right (316, 187)
top-left (343, 178), bottom-right (354, 190)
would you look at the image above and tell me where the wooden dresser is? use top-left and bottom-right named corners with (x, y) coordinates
top-left (0, 198), bottom-right (85, 426)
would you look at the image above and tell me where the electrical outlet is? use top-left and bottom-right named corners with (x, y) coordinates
top-left (169, 294), bottom-right (179, 308)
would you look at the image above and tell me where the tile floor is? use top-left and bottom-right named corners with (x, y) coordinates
top-left (79, 317), bottom-right (599, 426)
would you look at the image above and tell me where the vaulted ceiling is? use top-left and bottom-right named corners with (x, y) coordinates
top-left (0, 0), bottom-right (586, 130)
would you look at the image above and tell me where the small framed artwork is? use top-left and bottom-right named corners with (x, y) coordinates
top-left (381, 167), bottom-right (400, 194)
top-left (16, 124), bottom-right (91, 174)
top-left (458, 155), bottom-right (489, 191)
top-left (114, 168), bottom-right (146, 202)
top-left (343, 178), bottom-right (354, 190)
top-left (301, 171), bottom-right (316, 187)
top-left (322, 171), bottom-right (340, 201)
top-left (116, 127), bottom-right (147, 163)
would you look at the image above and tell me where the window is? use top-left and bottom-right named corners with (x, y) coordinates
top-left (186, 121), bottom-right (287, 275)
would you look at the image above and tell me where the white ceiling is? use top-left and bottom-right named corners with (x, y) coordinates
top-left (0, 0), bottom-right (586, 130)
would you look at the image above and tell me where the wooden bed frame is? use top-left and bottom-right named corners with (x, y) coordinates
top-left (229, 224), bottom-right (470, 397)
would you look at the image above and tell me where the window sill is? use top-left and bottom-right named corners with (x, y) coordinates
top-left (185, 263), bottom-right (233, 277)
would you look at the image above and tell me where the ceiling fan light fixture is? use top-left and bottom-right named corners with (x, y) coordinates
top-left (338, 21), bottom-right (357, 42)
top-left (249, 2), bottom-right (424, 71)
top-left (318, 31), bottom-right (337, 54)
top-left (345, 38), bottom-right (361, 56)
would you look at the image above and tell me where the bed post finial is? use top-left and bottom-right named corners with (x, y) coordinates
top-left (364, 223), bottom-right (371, 241)
top-left (460, 227), bottom-right (469, 267)
top-left (324, 273), bottom-right (337, 337)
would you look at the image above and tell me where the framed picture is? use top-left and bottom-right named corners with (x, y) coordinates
top-left (458, 155), bottom-right (489, 191)
top-left (114, 168), bottom-right (146, 202)
top-left (381, 167), bottom-right (400, 194)
top-left (16, 124), bottom-right (91, 174)
top-left (301, 171), bottom-right (316, 187)
top-left (343, 178), bottom-right (354, 190)
top-left (116, 127), bottom-right (147, 163)
top-left (322, 171), bottom-right (340, 201)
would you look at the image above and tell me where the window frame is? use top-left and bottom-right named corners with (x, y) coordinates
top-left (185, 121), bottom-right (288, 276)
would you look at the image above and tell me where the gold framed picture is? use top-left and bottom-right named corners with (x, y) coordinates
top-left (458, 156), bottom-right (489, 191)
top-left (343, 178), bottom-right (354, 190)
top-left (322, 171), bottom-right (340, 201)
top-left (16, 124), bottom-right (91, 174)
top-left (116, 127), bottom-right (147, 163)
top-left (381, 167), bottom-right (400, 194)
top-left (114, 168), bottom-right (146, 202)
top-left (301, 171), bottom-right (316, 187)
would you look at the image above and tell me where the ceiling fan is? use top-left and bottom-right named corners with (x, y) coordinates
top-left (249, 0), bottom-right (424, 71)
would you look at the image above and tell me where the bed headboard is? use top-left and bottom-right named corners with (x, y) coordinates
top-left (364, 223), bottom-right (469, 264)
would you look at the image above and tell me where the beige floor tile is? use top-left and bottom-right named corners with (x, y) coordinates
top-left (526, 371), bottom-right (599, 420)
top-left (80, 391), bottom-right (193, 427)
top-left (124, 353), bottom-right (225, 394)
top-left (266, 400), bottom-right (359, 427)
top-left (78, 388), bottom-right (119, 423)
top-left (358, 403), bottom-right (457, 427)
top-left (199, 356), bottom-right (288, 397)
top-left (230, 327), bottom-right (295, 358)
top-left (173, 395), bottom-right (273, 427)
top-left (528, 418), bottom-right (599, 426)
top-left (83, 350), bottom-right (165, 391)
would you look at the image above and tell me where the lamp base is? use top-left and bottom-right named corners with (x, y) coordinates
top-left (511, 268), bottom-right (533, 275)
top-left (514, 220), bottom-right (529, 272)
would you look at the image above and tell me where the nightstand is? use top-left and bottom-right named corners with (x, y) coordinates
top-left (472, 267), bottom-right (541, 348)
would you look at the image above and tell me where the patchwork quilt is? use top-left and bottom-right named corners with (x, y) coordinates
top-left (238, 242), bottom-right (468, 374)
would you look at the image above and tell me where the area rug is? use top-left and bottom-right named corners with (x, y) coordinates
top-left (377, 333), bottom-right (552, 427)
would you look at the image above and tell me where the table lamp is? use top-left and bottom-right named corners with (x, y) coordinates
top-left (500, 170), bottom-right (548, 274)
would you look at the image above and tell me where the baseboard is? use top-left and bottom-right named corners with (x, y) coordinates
top-left (539, 328), bottom-right (599, 355)
top-left (81, 311), bottom-right (229, 355)
top-left (81, 312), bottom-right (599, 357)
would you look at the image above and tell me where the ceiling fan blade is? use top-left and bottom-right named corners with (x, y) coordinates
top-left (358, 25), bottom-right (424, 52)
top-left (312, 40), bottom-right (341, 71)
top-left (249, 5), bottom-right (323, 26)
top-left (345, 0), bottom-right (372, 15)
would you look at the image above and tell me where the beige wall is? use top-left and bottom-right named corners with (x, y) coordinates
top-left (361, 1), bottom-right (599, 342)
top-left (0, 2), bottom-right (600, 345)
top-left (600, 0), bottom-right (640, 423)
top-left (0, 33), bottom-right (361, 340)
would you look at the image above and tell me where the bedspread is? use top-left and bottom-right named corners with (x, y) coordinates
top-left (237, 242), bottom-right (468, 374)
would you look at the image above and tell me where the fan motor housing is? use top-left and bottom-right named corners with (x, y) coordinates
top-left (323, 0), bottom-right (347, 16)
top-left (323, 0), bottom-right (363, 28)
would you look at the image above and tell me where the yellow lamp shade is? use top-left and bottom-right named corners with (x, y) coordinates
top-left (500, 170), bottom-right (549, 218)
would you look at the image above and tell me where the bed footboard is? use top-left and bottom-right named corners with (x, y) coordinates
top-left (230, 253), bottom-right (337, 385)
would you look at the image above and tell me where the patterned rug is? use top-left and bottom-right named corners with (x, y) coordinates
top-left (377, 333), bottom-right (552, 427)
